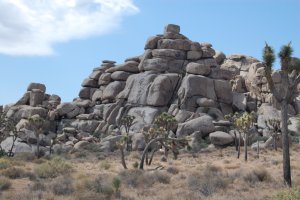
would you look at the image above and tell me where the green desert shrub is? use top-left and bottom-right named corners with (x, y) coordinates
top-left (0, 176), bottom-right (11, 191)
top-left (112, 176), bottom-right (121, 192)
top-left (0, 158), bottom-right (11, 170)
top-left (100, 160), bottom-right (111, 170)
top-left (132, 161), bottom-right (139, 169)
top-left (34, 156), bottom-right (72, 178)
top-left (272, 186), bottom-right (300, 200)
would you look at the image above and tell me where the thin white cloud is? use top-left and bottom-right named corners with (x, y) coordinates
top-left (0, 0), bottom-right (139, 56)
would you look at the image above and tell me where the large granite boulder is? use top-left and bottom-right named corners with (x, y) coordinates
top-left (127, 106), bottom-right (166, 131)
top-left (257, 103), bottom-right (280, 129)
top-left (176, 115), bottom-right (215, 137)
top-left (152, 49), bottom-right (186, 60)
top-left (6, 105), bottom-right (48, 122)
top-left (71, 120), bottom-right (100, 133)
top-left (1, 137), bottom-right (32, 154)
top-left (102, 81), bottom-right (126, 101)
top-left (147, 74), bottom-right (180, 106)
top-left (27, 83), bottom-right (46, 93)
top-left (209, 131), bottom-right (234, 146)
top-left (118, 72), bottom-right (180, 107)
top-left (214, 79), bottom-right (233, 104)
top-left (186, 62), bottom-right (211, 75)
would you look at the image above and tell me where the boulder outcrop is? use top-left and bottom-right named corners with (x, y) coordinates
top-left (1, 24), bottom-right (300, 154)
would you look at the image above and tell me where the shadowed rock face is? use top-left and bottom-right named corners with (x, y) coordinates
top-left (2, 24), bottom-right (300, 154)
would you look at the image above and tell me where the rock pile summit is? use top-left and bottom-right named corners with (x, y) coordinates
top-left (1, 24), bottom-right (299, 153)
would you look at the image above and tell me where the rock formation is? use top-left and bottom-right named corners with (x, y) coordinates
top-left (1, 24), bottom-right (300, 154)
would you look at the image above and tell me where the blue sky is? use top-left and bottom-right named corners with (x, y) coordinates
top-left (0, 0), bottom-right (299, 105)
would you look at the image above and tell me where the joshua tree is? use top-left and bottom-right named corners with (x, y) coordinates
top-left (116, 137), bottom-right (128, 169)
top-left (26, 114), bottom-right (45, 158)
top-left (234, 112), bottom-right (256, 161)
top-left (139, 133), bottom-right (188, 170)
top-left (142, 126), bottom-right (165, 166)
top-left (49, 135), bottom-right (57, 155)
top-left (265, 119), bottom-right (281, 151)
top-left (153, 112), bottom-right (177, 160)
top-left (262, 43), bottom-right (300, 186)
top-left (225, 113), bottom-right (241, 155)
top-left (139, 113), bottom-right (187, 170)
top-left (120, 115), bottom-right (135, 151)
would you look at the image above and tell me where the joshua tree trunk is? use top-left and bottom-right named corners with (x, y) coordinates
top-left (139, 137), bottom-right (186, 170)
top-left (145, 151), bottom-right (149, 165)
top-left (234, 130), bottom-right (238, 151)
top-left (148, 148), bottom-right (157, 166)
top-left (140, 137), bottom-right (164, 170)
top-left (164, 147), bottom-right (168, 159)
top-left (237, 132), bottom-right (241, 159)
top-left (273, 134), bottom-right (278, 151)
top-left (257, 138), bottom-right (260, 158)
top-left (49, 146), bottom-right (53, 155)
top-left (244, 133), bottom-right (248, 161)
top-left (281, 99), bottom-right (292, 186)
top-left (120, 147), bottom-right (127, 169)
top-left (36, 135), bottom-right (40, 158)
top-left (8, 135), bottom-right (17, 157)
top-left (126, 133), bottom-right (131, 152)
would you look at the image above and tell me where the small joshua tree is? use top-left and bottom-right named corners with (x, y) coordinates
top-left (49, 135), bottom-right (57, 155)
top-left (139, 113), bottom-right (188, 170)
top-left (120, 115), bottom-right (135, 151)
top-left (225, 113), bottom-right (241, 154)
top-left (234, 112), bottom-right (257, 161)
top-left (116, 137), bottom-right (127, 169)
top-left (265, 119), bottom-right (281, 151)
top-left (112, 176), bottom-right (121, 198)
top-left (142, 126), bottom-right (165, 166)
top-left (153, 112), bottom-right (177, 160)
top-left (26, 114), bottom-right (45, 158)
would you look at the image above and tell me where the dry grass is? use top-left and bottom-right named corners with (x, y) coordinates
top-left (0, 176), bottom-right (11, 191)
top-left (188, 164), bottom-right (230, 197)
top-left (0, 145), bottom-right (299, 200)
top-left (1, 167), bottom-right (27, 179)
top-left (34, 156), bottom-right (72, 178)
top-left (51, 176), bottom-right (74, 196)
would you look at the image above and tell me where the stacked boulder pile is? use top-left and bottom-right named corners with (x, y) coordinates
top-left (1, 83), bottom-right (61, 153)
top-left (1, 24), bottom-right (300, 154)
top-left (53, 24), bottom-right (239, 150)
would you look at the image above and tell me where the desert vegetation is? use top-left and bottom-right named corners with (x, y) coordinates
top-left (0, 145), bottom-right (299, 199)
